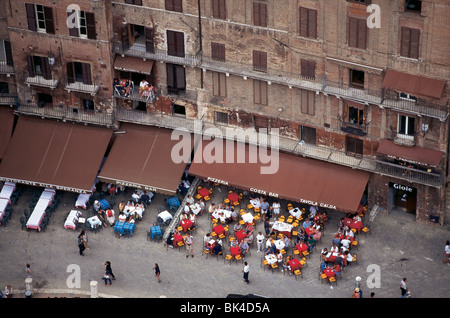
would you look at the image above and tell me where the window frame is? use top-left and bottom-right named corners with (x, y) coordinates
top-left (397, 114), bottom-right (415, 136)
top-left (299, 7), bottom-right (317, 39)
top-left (212, 72), bottom-right (227, 97)
top-left (253, 79), bottom-right (268, 106)
top-left (212, 0), bottom-right (226, 20)
top-left (253, 2), bottom-right (268, 27)
top-left (346, 136), bottom-right (364, 157)
top-left (348, 17), bottom-right (367, 50)
top-left (400, 27), bottom-right (420, 59)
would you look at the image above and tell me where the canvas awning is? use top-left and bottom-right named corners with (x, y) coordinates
top-left (188, 138), bottom-right (370, 213)
top-left (114, 55), bottom-right (154, 75)
top-left (377, 139), bottom-right (443, 167)
top-left (0, 106), bottom-right (15, 161)
top-left (0, 116), bottom-right (112, 193)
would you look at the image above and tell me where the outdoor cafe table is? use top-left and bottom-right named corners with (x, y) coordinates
top-left (241, 212), bottom-right (254, 224)
top-left (249, 198), bottom-right (260, 208)
top-left (150, 225), bottom-right (162, 239)
top-left (114, 221), bottom-right (136, 236)
top-left (265, 254), bottom-right (277, 265)
top-left (323, 267), bottom-right (336, 279)
top-left (289, 207), bottom-right (302, 219)
top-left (0, 182), bottom-right (15, 199)
top-left (158, 210), bottom-right (173, 223)
top-left (230, 246), bottom-right (242, 257)
top-left (197, 187), bottom-right (210, 198)
top-left (26, 189), bottom-right (55, 231)
top-left (0, 198), bottom-right (10, 223)
top-left (87, 215), bottom-right (102, 230)
top-left (344, 217), bottom-right (363, 233)
top-left (324, 252), bottom-right (340, 263)
top-left (273, 239), bottom-right (285, 251)
top-left (213, 224), bottom-right (226, 236)
top-left (305, 226), bottom-right (316, 236)
top-left (289, 258), bottom-right (302, 271)
top-left (212, 209), bottom-right (231, 222)
top-left (180, 219), bottom-right (194, 232)
top-left (167, 196), bottom-right (180, 210)
top-left (235, 229), bottom-right (247, 242)
top-left (295, 242), bottom-right (308, 254)
top-left (75, 193), bottom-right (90, 209)
top-left (227, 192), bottom-right (240, 204)
top-left (190, 203), bottom-right (202, 215)
top-left (272, 221), bottom-right (293, 238)
top-left (64, 210), bottom-right (82, 230)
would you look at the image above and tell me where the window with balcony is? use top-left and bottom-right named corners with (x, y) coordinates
top-left (67, 61), bottom-right (92, 85)
top-left (253, 2), bottom-right (267, 27)
top-left (83, 98), bottom-right (95, 111)
top-left (349, 69), bottom-right (365, 89)
top-left (25, 3), bottom-right (54, 34)
top-left (299, 125), bottom-right (316, 145)
top-left (212, 0), bottom-right (226, 20)
top-left (346, 136), bottom-right (363, 157)
top-left (299, 7), bottom-right (317, 39)
top-left (27, 55), bottom-right (51, 79)
top-left (167, 30), bottom-right (185, 57)
top-left (165, 0), bottom-right (182, 12)
top-left (67, 9), bottom-right (96, 40)
top-left (121, 24), bottom-right (154, 53)
top-left (0, 40), bottom-right (13, 67)
top-left (167, 64), bottom-right (186, 94)
top-left (253, 80), bottom-right (268, 106)
top-left (253, 50), bottom-right (267, 72)
top-left (404, 0), bottom-right (421, 13)
top-left (215, 111), bottom-right (228, 124)
top-left (211, 42), bottom-right (225, 61)
top-left (348, 17), bottom-right (367, 49)
top-left (400, 27), bottom-right (420, 59)
top-left (37, 93), bottom-right (52, 108)
top-left (212, 72), bottom-right (226, 97)
top-left (301, 59), bottom-right (316, 79)
top-left (399, 92), bottom-right (417, 102)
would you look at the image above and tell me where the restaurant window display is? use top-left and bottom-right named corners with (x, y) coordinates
top-left (389, 182), bottom-right (417, 214)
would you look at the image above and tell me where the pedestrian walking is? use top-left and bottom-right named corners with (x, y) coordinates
top-left (25, 264), bottom-right (32, 278)
top-left (355, 276), bottom-right (363, 298)
top-left (443, 240), bottom-right (450, 265)
top-left (400, 278), bottom-right (410, 298)
top-left (78, 231), bottom-right (86, 256)
top-left (256, 231), bottom-right (265, 253)
top-left (184, 232), bottom-right (195, 258)
top-left (103, 271), bottom-right (112, 286)
top-left (153, 263), bottom-right (161, 283)
top-left (104, 261), bottom-right (115, 280)
top-left (242, 261), bottom-right (250, 284)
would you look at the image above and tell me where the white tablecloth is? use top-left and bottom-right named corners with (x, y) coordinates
top-left (242, 212), bottom-right (254, 223)
top-left (289, 207), bottom-right (302, 219)
top-left (273, 239), bottom-right (285, 250)
top-left (158, 210), bottom-right (173, 222)
top-left (265, 254), bottom-right (277, 265)
top-left (211, 209), bottom-right (231, 221)
top-left (0, 182), bottom-right (15, 199)
top-left (190, 203), bottom-right (202, 215)
top-left (272, 221), bottom-right (293, 233)
top-left (64, 210), bottom-right (82, 230)
top-left (249, 198), bottom-right (261, 208)
top-left (0, 198), bottom-right (10, 220)
top-left (87, 215), bottom-right (102, 229)
top-left (27, 191), bottom-right (54, 230)
top-left (75, 193), bottom-right (91, 209)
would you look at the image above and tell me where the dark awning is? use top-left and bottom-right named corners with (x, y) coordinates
top-left (98, 123), bottom-right (192, 195)
top-left (377, 139), bottom-right (443, 167)
top-left (0, 116), bottom-right (112, 193)
top-left (382, 69), bottom-right (446, 99)
top-left (188, 138), bottom-right (370, 213)
top-left (114, 55), bottom-right (154, 75)
top-left (0, 106), bottom-right (15, 161)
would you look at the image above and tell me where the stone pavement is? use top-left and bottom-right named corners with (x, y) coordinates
top-left (0, 182), bottom-right (449, 299)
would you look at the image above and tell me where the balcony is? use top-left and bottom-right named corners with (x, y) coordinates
top-left (322, 79), bottom-right (383, 105)
top-left (113, 41), bottom-right (201, 68)
top-left (14, 102), bottom-right (115, 127)
top-left (393, 133), bottom-right (415, 147)
top-left (25, 75), bottom-right (59, 89)
top-left (338, 118), bottom-right (368, 136)
top-left (0, 62), bottom-right (14, 75)
top-left (64, 80), bottom-right (99, 95)
top-left (0, 93), bottom-right (17, 106)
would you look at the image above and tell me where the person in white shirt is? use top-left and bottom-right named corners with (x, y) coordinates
top-left (256, 232), bottom-right (265, 252)
top-left (139, 79), bottom-right (149, 97)
top-left (242, 262), bottom-right (250, 284)
top-left (443, 240), bottom-right (450, 265)
top-left (341, 237), bottom-right (351, 249)
top-left (186, 195), bottom-right (194, 205)
top-left (271, 201), bottom-right (281, 216)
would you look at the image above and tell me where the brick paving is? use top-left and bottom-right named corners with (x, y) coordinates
top-left (0, 182), bottom-right (449, 299)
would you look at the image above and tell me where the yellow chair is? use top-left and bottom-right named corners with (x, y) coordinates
top-left (177, 226), bottom-right (183, 232)
top-left (233, 201), bottom-right (240, 206)
top-left (286, 216), bottom-right (294, 223)
top-left (270, 263), bottom-right (278, 272)
top-left (211, 231), bottom-right (217, 237)
top-left (177, 241), bottom-right (185, 248)
top-left (329, 277), bottom-right (337, 286)
top-left (352, 240), bottom-right (359, 250)
top-left (235, 254), bottom-right (243, 263)
top-left (320, 273), bottom-right (327, 283)
top-left (228, 190), bottom-right (233, 194)
top-left (294, 269), bottom-right (303, 280)
top-left (239, 220), bottom-right (245, 225)
top-left (261, 259), bottom-right (269, 270)
top-left (292, 230), bottom-right (298, 236)
top-left (209, 188), bottom-right (213, 194)
top-left (300, 259), bottom-right (307, 268)
top-left (219, 233), bottom-right (226, 239)
top-left (224, 254), bottom-right (233, 265)
top-left (292, 221), bottom-right (299, 228)
top-left (278, 216), bottom-right (285, 222)
top-left (254, 207), bottom-right (260, 213)
top-left (293, 249), bottom-right (300, 256)
top-left (204, 196), bottom-right (211, 201)
top-left (362, 226), bottom-right (371, 236)
top-left (202, 248), bottom-right (210, 258)
top-left (247, 204), bottom-right (253, 209)
top-left (253, 214), bottom-right (260, 221)
top-left (302, 250), bottom-right (310, 258)
top-left (195, 194), bottom-right (202, 200)
top-left (224, 198), bottom-right (230, 204)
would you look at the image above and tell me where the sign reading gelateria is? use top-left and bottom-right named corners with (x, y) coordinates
top-left (299, 198), bottom-right (337, 210)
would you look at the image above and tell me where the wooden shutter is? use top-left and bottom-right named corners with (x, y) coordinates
top-left (299, 7), bottom-right (308, 37)
top-left (125, 0), bottom-right (134, 3)
top-left (43, 6), bottom-right (55, 34)
top-left (348, 17), bottom-right (358, 48)
top-left (409, 28), bottom-right (420, 59)
top-left (81, 63), bottom-right (92, 85)
top-left (86, 12), bottom-right (96, 40)
top-left (67, 11), bottom-right (79, 37)
top-left (42, 57), bottom-right (51, 80)
top-left (176, 31), bottom-right (185, 57)
top-left (145, 28), bottom-right (154, 53)
top-left (175, 65), bottom-right (186, 90)
top-left (67, 62), bottom-right (74, 83)
top-left (167, 31), bottom-right (176, 56)
top-left (253, 80), bottom-right (261, 104)
top-left (253, 3), bottom-right (260, 26)
top-left (25, 3), bottom-right (37, 32)
top-left (4, 41), bottom-right (13, 66)
top-left (308, 9), bottom-right (317, 38)
top-left (301, 60), bottom-right (315, 78)
top-left (27, 55), bottom-right (35, 77)
top-left (174, 0), bottom-right (182, 12)
top-left (212, 0), bottom-right (219, 19)
top-left (260, 3), bottom-right (267, 27)
top-left (260, 81), bottom-right (268, 105)
top-left (254, 116), bottom-right (269, 130)
top-left (121, 25), bottom-right (130, 51)
top-left (165, 0), bottom-right (174, 11)
top-left (212, 72), bottom-right (220, 96)
top-left (253, 50), bottom-right (267, 70)
top-left (166, 64), bottom-right (175, 88)
top-left (215, 0), bottom-right (226, 20)
top-left (357, 19), bottom-right (367, 49)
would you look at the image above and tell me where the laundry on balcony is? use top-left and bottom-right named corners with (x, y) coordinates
top-left (113, 78), bottom-right (134, 97)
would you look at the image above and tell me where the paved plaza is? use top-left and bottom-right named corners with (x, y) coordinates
top-left (0, 181), bottom-right (449, 299)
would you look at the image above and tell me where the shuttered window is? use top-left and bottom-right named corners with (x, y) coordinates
top-left (299, 7), bottom-right (317, 39)
top-left (254, 115), bottom-right (270, 132)
top-left (167, 64), bottom-right (186, 93)
top-left (300, 59), bottom-right (316, 79)
top-left (25, 3), bottom-right (54, 34)
top-left (253, 80), bottom-right (268, 106)
top-left (400, 27), bottom-right (420, 59)
top-left (300, 89), bottom-right (315, 116)
top-left (253, 2), bottom-right (267, 27)
top-left (212, 0), bottom-right (226, 20)
top-left (253, 50), bottom-right (267, 72)
top-left (167, 30), bottom-right (185, 57)
top-left (0, 40), bottom-right (13, 66)
top-left (348, 17), bottom-right (367, 49)
top-left (67, 62), bottom-right (92, 85)
top-left (145, 28), bottom-right (155, 53)
top-left (211, 42), bottom-right (225, 61)
top-left (165, 0), bottom-right (182, 12)
top-left (346, 136), bottom-right (363, 157)
top-left (67, 10), bottom-right (96, 40)
top-left (27, 55), bottom-right (51, 80)
top-left (212, 72), bottom-right (227, 97)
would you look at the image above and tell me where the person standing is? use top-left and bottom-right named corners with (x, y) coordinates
top-left (78, 231), bottom-right (86, 256)
top-left (184, 232), bottom-right (195, 258)
top-left (355, 276), bottom-right (363, 298)
top-left (242, 262), bottom-right (250, 284)
top-left (443, 240), bottom-right (450, 265)
top-left (400, 278), bottom-right (410, 298)
top-left (104, 261), bottom-right (115, 280)
top-left (256, 231), bottom-right (265, 253)
top-left (25, 264), bottom-right (32, 278)
top-left (153, 263), bottom-right (161, 283)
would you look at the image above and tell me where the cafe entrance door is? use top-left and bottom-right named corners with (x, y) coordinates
top-left (389, 182), bottom-right (417, 214)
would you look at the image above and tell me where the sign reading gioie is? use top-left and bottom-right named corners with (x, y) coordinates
top-left (393, 183), bottom-right (414, 192)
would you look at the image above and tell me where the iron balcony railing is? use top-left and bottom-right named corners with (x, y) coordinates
top-left (64, 80), bottom-right (100, 96)
top-left (0, 62), bottom-right (14, 74)
top-left (0, 93), bottom-right (18, 106)
top-left (15, 102), bottom-right (115, 127)
top-left (25, 75), bottom-right (59, 89)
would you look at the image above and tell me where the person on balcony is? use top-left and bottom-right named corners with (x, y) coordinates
top-left (139, 79), bottom-right (149, 97)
